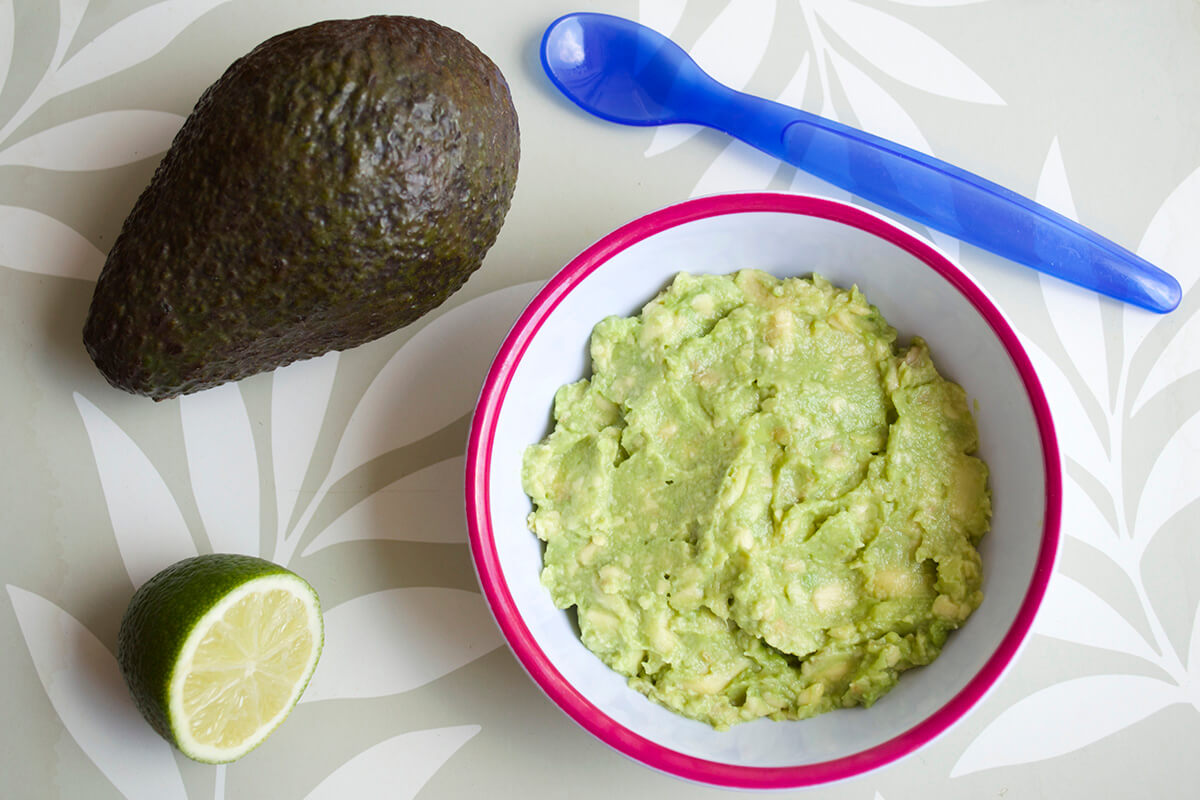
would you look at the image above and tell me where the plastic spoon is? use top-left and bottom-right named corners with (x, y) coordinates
top-left (540, 12), bottom-right (1180, 313)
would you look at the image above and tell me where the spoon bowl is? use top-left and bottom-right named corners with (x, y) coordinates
top-left (541, 14), bottom-right (713, 127)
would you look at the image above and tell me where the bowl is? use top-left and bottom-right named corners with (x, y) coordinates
top-left (465, 192), bottom-right (1061, 789)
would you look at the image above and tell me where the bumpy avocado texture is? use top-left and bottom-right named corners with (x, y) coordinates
top-left (83, 16), bottom-right (519, 399)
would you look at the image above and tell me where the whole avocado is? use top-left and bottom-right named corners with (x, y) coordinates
top-left (83, 16), bottom-right (519, 399)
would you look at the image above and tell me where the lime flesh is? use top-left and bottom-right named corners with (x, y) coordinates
top-left (118, 555), bottom-right (324, 763)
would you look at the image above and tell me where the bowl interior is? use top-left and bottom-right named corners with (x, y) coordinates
top-left (479, 200), bottom-right (1053, 773)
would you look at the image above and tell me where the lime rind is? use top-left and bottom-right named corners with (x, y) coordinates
top-left (117, 554), bottom-right (324, 764)
top-left (166, 573), bottom-right (324, 764)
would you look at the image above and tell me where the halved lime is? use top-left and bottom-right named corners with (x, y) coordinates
top-left (117, 554), bottom-right (324, 763)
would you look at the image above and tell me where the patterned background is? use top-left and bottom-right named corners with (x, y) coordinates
top-left (2, 0), bottom-right (1198, 797)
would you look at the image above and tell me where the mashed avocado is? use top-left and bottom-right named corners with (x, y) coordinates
top-left (522, 271), bottom-right (990, 729)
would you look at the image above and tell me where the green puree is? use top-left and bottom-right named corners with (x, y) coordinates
top-left (522, 271), bottom-right (990, 729)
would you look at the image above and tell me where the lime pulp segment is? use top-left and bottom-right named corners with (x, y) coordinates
top-left (167, 573), bottom-right (323, 763)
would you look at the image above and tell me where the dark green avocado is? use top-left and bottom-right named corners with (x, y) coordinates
top-left (83, 16), bottom-right (519, 399)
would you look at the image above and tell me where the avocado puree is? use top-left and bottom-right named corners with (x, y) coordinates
top-left (522, 271), bottom-right (990, 728)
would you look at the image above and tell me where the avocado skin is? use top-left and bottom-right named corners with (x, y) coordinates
top-left (83, 16), bottom-right (519, 400)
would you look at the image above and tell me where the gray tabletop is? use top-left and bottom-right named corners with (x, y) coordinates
top-left (2, 0), bottom-right (1198, 797)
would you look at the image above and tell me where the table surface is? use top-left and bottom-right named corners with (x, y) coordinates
top-left (3, 1), bottom-right (1198, 797)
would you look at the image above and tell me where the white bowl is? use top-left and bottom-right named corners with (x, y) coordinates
top-left (466, 193), bottom-right (1061, 789)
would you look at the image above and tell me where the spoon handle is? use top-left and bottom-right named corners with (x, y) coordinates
top-left (705, 90), bottom-right (1180, 313)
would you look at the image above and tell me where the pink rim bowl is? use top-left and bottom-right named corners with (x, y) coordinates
top-left (465, 193), bottom-right (1062, 789)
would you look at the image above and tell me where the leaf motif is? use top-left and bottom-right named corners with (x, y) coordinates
top-left (7, 586), bottom-right (188, 800)
top-left (53, 0), bottom-right (90, 69)
top-left (302, 456), bottom-right (467, 557)
top-left (828, 46), bottom-right (930, 153)
top-left (689, 139), bottom-right (784, 199)
top-left (887, 0), bottom-right (991, 5)
top-left (925, 229), bottom-right (961, 263)
top-left (0, 205), bottom-right (103, 279)
top-left (179, 383), bottom-right (260, 557)
top-left (1189, 599), bottom-right (1200, 678)
top-left (688, 50), bottom-right (816, 198)
top-left (324, 282), bottom-right (540, 486)
top-left (1035, 138), bottom-right (1109, 409)
top-left (1130, 311), bottom-right (1200, 416)
top-left (0, 0), bottom-right (14, 93)
top-left (1034, 573), bottom-right (1155, 661)
top-left (815, 0), bottom-right (1003, 105)
top-left (74, 393), bottom-right (197, 588)
top-left (780, 51), bottom-right (812, 108)
top-left (644, 0), bottom-right (776, 157)
top-left (1125, 164), bottom-right (1200, 361)
top-left (782, 52), bottom-right (856, 200)
top-left (789, 165), bottom-right (853, 202)
top-left (302, 588), bottom-right (501, 702)
top-left (53, 0), bottom-right (234, 97)
top-left (0, 110), bottom-right (182, 171)
top-left (1187, 603), bottom-right (1200, 711)
top-left (950, 674), bottom-right (1180, 776)
top-left (644, 125), bottom-right (704, 160)
top-left (272, 352), bottom-right (339, 537)
top-left (1059, 470), bottom-right (1119, 558)
top-left (1133, 407), bottom-right (1200, 544)
top-left (305, 725), bottom-right (480, 800)
top-left (636, 0), bottom-right (688, 37)
top-left (1018, 333), bottom-right (1108, 469)
top-left (822, 47), bottom-right (959, 259)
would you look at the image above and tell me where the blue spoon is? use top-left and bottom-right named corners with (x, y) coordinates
top-left (540, 12), bottom-right (1181, 313)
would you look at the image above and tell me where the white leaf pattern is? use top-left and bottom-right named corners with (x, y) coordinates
top-left (1059, 472), bottom-right (1118, 556)
top-left (689, 139), bottom-right (783, 198)
top-left (829, 46), bottom-right (930, 153)
top-left (925, 229), bottom-right (961, 263)
top-left (1189, 600), bottom-right (1200, 679)
top-left (951, 675), bottom-right (1180, 776)
top-left (689, 52), bottom-right (815, 199)
top-left (1132, 407), bottom-right (1200, 544)
top-left (814, 0), bottom-right (1003, 105)
top-left (0, 205), bottom-right (103, 279)
top-left (305, 726), bottom-right (480, 800)
top-left (824, 45), bottom-right (960, 259)
top-left (1125, 164), bottom-right (1200, 361)
top-left (0, 110), bottom-right (182, 170)
top-left (887, 0), bottom-right (991, 5)
top-left (1034, 573), bottom-right (1155, 661)
top-left (325, 283), bottom-right (540, 485)
top-left (74, 393), bottom-right (197, 588)
top-left (780, 51), bottom-right (812, 108)
top-left (1019, 334), bottom-right (1108, 469)
top-left (54, 0), bottom-right (90, 69)
top-left (0, 1), bottom-right (14, 93)
top-left (302, 457), bottom-right (467, 557)
top-left (1130, 310), bottom-right (1200, 417)
top-left (53, 0), bottom-right (234, 97)
top-left (302, 588), bottom-right (501, 702)
top-left (636, 0), bottom-right (688, 37)
top-left (272, 352), bottom-right (339, 537)
top-left (180, 383), bottom-right (260, 557)
top-left (644, 0), bottom-right (776, 157)
top-left (7, 586), bottom-right (188, 800)
top-left (788, 165), bottom-right (852, 202)
top-left (782, 51), bottom-right (846, 200)
top-left (1035, 138), bottom-right (1109, 409)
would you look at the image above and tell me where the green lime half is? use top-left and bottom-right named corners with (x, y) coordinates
top-left (117, 554), bottom-right (324, 763)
